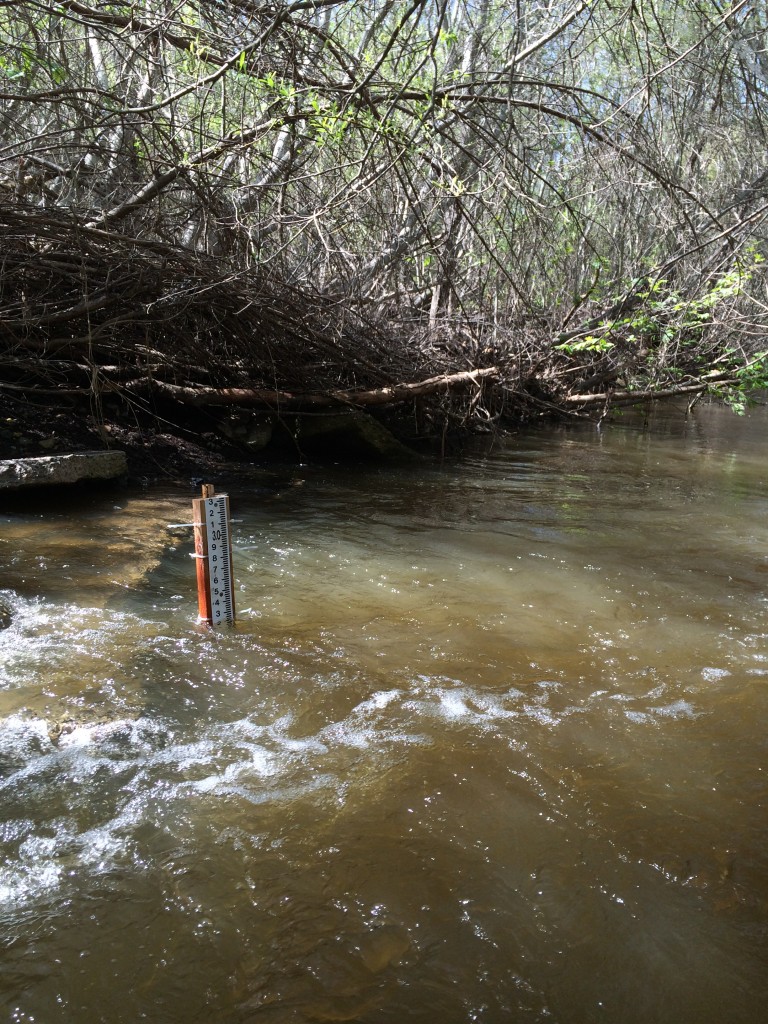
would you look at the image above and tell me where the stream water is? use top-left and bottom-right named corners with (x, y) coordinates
top-left (1, 402), bottom-right (767, 1023)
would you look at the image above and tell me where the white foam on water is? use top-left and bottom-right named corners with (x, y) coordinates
top-left (0, 853), bottom-right (63, 907)
top-left (439, 690), bottom-right (473, 720)
top-left (0, 631), bottom-right (708, 923)
top-left (0, 812), bottom-right (135, 909)
top-left (520, 703), bottom-right (561, 727)
top-left (624, 710), bottom-right (649, 724)
top-left (190, 740), bottom-right (276, 794)
top-left (356, 689), bottom-right (403, 712)
top-left (701, 666), bottom-right (731, 682)
top-left (0, 592), bottom-right (163, 696)
top-left (0, 714), bottom-right (52, 763)
top-left (57, 719), bottom-right (138, 749)
top-left (400, 679), bottom-right (565, 733)
top-left (649, 699), bottom-right (698, 719)
top-left (0, 711), bottom-right (192, 911)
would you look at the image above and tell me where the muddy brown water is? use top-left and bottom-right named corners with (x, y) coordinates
top-left (1, 402), bottom-right (767, 1023)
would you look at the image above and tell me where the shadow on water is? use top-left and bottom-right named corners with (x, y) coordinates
top-left (1, 403), bottom-right (767, 1023)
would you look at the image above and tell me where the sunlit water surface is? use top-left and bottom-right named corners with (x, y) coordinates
top-left (1, 403), bottom-right (767, 1023)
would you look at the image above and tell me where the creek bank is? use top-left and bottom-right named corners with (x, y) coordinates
top-left (1, 400), bottom-right (425, 487)
top-left (223, 410), bottom-right (421, 460)
top-left (290, 411), bottom-right (421, 459)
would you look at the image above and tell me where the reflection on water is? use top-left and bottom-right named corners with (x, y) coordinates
top-left (1, 402), bottom-right (767, 1023)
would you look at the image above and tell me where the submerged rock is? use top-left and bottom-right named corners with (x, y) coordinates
top-left (0, 597), bottom-right (11, 630)
top-left (0, 450), bottom-right (127, 490)
top-left (356, 924), bottom-right (411, 973)
top-left (0, 714), bottom-right (146, 771)
top-left (49, 717), bottom-right (138, 748)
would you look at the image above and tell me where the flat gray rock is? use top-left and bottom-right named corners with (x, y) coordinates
top-left (0, 450), bottom-right (127, 490)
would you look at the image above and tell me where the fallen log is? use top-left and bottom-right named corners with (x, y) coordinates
top-left (133, 367), bottom-right (500, 409)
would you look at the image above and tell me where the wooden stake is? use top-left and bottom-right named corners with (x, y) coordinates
top-left (192, 484), bottom-right (213, 623)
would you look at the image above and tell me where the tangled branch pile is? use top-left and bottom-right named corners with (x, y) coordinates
top-left (0, 202), bottom-right (430, 393)
top-left (0, 202), bottom-right (539, 441)
top-left (2, 0), bottom-right (768, 456)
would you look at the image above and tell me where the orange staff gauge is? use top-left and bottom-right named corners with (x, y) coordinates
top-left (192, 484), bottom-right (236, 625)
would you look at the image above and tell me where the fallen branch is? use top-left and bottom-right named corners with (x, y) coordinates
top-left (136, 367), bottom-right (500, 408)
top-left (563, 376), bottom-right (735, 407)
